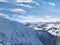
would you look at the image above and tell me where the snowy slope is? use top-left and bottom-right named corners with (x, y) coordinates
top-left (25, 22), bottom-right (60, 36)
top-left (0, 17), bottom-right (44, 45)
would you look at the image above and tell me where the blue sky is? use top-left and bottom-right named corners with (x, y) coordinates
top-left (0, 0), bottom-right (60, 23)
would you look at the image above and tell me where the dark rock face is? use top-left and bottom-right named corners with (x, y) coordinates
top-left (36, 30), bottom-right (56, 45)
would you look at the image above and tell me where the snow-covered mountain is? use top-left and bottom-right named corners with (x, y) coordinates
top-left (25, 22), bottom-right (60, 36)
top-left (0, 17), bottom-right (57, 45)
top-left (25, 22), bottom-right (60, 45)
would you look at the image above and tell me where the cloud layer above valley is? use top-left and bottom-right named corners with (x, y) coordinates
top-left (17, 15), bottom-right (60, 23)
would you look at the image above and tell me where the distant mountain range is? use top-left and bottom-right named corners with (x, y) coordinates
top-left (25, 22), bottom-right (60, 36)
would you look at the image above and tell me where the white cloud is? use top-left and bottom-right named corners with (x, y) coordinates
top-left (9, 8), bottom-right (26, 13)
top-left (0, 0), bottom-right (39, 5)
top-left (0, 0), bottom-right (8, 2)
top-left (48, 2), bottom-right (55, 6)
top-left (0, 0), bottom-right (33, 3)
top-left (0, 8), bottom-right (26, 14)
top-left (16, 0), bottom-right (33, 2)
top-left (0, 0), bottom-right (40, 8)
top-left (16, 4), bottom-right (32, 8)
top-left (18, 15), bottom-right (60, 23)
top-left (23, 4), bottom-right (32, 8)
top-left (0, 13), bottom-right (9, 18)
